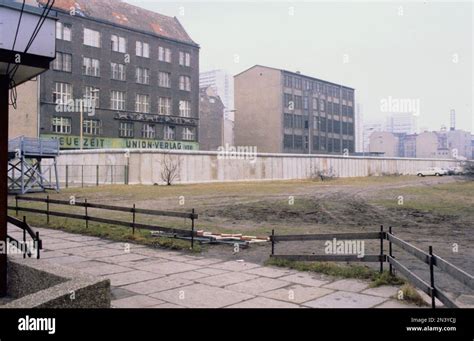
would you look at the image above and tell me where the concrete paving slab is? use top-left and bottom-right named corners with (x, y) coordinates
top-left (226, 297), bottom-right (300, 308)
top-left (244, 266), bottom-right (295, 278)
top-left (39, 251), bottom-right (68, 259)
top-left (375, 300), bottom-right (414, 308)
top-left (196, 272), bottom-right (258, 287)
top-left (44, 255), bottom-right (89, 265)
top-left (111, 287), bottom-right (137, 301)
top-left (194, 268), bottom-right (230, 276)
top-left (225, 277), bottom-right (290, 295)
top-left (166, 271), bottom-right (209, 281)
top-left (66, 245), bottom-right (110, 255)
top-left (122, 277), bottom-right (193, 295)
top-left (82, 248), bottom-right (130, 259)
top-left (279, 273), bottom-right (329, 287)
top-left (151, 283), bottom-right (254, 308)
top-left (43, 241), bottom-right (85, 250)
top-left (361, 285), bottom-right (399, 298)
top-left (303, 291), bottom-right (387, 308)
top-left (100, 253), bottom-right (149, 264)
top-left (80, 263), bottom-right (132, 276)
top-left (150, 303), bottom-right (184, 308)
top-left (112, 295), bottom-right (164, 308)
top-left (323, 279), bottom-right (369, 292)
top-left (210, 260), bottom-right (261, 272)
top-left (185, 258), bottom-right (225, 266)
top-left (106, 270), bottom-right (164, 286)
top-left (261, 284), bottom-right (334, 304)
top-left (135, 261), bottom-right (199, 275)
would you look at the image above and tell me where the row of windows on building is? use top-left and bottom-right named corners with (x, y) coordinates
top-left (283, 114), bottom-right (354, 135)
top-left (283, 74), bottom-right (354, 101)
top-left (56, 22), bottom-right (192, 66)
top-left (51, 117), bottom-right (196, 141)
top-left (283, 134), bottom-right (354, 152)
top-left (53, 53), bottom-right (192, 90)
top-left (283, 93), bottom-right (354, 116)
top-left (52, 82), bottom-right (192, 115)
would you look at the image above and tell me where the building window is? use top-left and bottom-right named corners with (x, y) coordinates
top-left (303, 96), bottom-right (309, 110)
top-left (158, 72), bottom-right (171, 88)
top-left (159, 97), bottom-right (171, 115)
top-left (136, 41), bottom-right (150, 58)
top-left (320, 99), bottom-right (325, 112)
top-left (53, 82), bottom-right (72, 104)
top-left (284, 134), bottom-right (293, 148)
top-left (56, 22), bottom-right (71, 41)
top-left (179, 100), bottom-right (191, 117)
top-left (294, 135), bottom-right (303, 149)
top-left (111, 63), bottom-right (126, 81)
top-left (294, 78), bottom-right (302, 89)
top-left (111, 35), bottom-right (126, 53)
top-left (164, 126), bottom-right (175, 140)
top-left (53, 52), bottom-right (72, 72)
top-left (284, 114), bottom-right (293, 128)
top-left (135, 67), bottom-right (150, 85)
top-left (83, 86), bottom-right (100, 108)
top-left (135, 94), bottom-right (150, 113)
top-left (142, 124), bottom-right (155, 139)
top-left (294, 96), bottom-right (302, 110)
top-left (83, 119), bottom-right (102, 135)
top-left (312, 98), bottom-right (318, 110)
top-left (83, 28), bottom-right (101, 47)
top-left (182, 127), bottom-right (195, 141)
top-left (83, 57), bottom-right (100, 77)
top-left (179, 76), bottom-right (191, 91)
top-left (119, 122), bottom-right (134, 138)
top-left (284, 75), bottom-right (292, 88)
top-left (304, 136), bottom-right (309, 149)
top-left (51, 117), bottom-right (71, 134)
top-left (179, 52), bottom-right (191, 66)
top-left (111, 90), bottom-right (126, 111)
top-left (158, 46), bottom-right (172, 62)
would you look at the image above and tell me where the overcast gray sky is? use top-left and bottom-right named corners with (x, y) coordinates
top-left (126, 0), bottom-right (473, 133)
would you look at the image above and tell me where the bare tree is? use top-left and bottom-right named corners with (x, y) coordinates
top-left (160, 152), bottom-right (181, 185)
top-left (462, 161), bottom-right (474, 180)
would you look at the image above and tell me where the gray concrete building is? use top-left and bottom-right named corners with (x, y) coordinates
top-left (199, 86), bottom-right (225, 151)
top-left (234, 65), bottom-right (355, 154)
top-left (38, 0), bottom-right (200, 150)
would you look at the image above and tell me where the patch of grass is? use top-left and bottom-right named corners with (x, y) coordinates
top-left (265, 258), bottom-right (405, 287)
top-left (8, 210), bottom-right (202, 253)
top-left (396, 284), bottom-right (429, 307)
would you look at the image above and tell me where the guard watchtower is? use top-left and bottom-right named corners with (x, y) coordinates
top-left (8, 136), bottom-right (59, 194)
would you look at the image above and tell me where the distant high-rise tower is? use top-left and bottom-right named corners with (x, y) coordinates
top-left (450, 109), bottom-right (456, 131)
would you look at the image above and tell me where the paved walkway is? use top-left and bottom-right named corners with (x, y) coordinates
top-left (10, 227), bottom-right (417, 308)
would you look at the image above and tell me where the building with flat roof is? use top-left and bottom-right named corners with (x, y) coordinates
top-left (234, 65), bottom-right (355, 154)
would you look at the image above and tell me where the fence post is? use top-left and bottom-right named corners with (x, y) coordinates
top-left (46, 195), bottom-right (50, 225)
top-left (65, 165), bottom-right (69, 188)
top-left (389, 226), bottom-right (393, 275)
top-left (22, 216), bottom-right (26, 259)
top-left (96, 165), bottom-right (99, 186)
top-left (132, 204), bottom-right (136, 235)
top-left (191, 209), bottom-right (195, 250)
top-left (429, 246), bottom-right (436, 309)
top-left (124, 165), bottom-right (128, 185)
top-left (85, 199), bottom-right (89, 229)
top-left (81, 165), bottom-right (84, 188)
top-left (379, 225), bottom-right (384, 273)
top-left (271, 229), bottom-right (275, 256)
top-left (15, 195), bottom-right (18, 216)
top-left (35, 231), bottom-right (40, 259)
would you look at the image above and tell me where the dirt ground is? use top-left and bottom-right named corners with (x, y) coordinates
top-left (15, 175), bottom-right (474, 298)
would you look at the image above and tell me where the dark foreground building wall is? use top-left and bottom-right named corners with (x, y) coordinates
top-left (38, 0), bottom-right (200, 150)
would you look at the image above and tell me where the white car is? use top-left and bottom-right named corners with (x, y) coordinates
top-left (416, 167), bottom-right (448, 177)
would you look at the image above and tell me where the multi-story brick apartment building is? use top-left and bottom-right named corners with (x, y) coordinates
top-left (37, 0), bottom-right (199, 150)
top-left (234, 65), bottom-right (355, 154)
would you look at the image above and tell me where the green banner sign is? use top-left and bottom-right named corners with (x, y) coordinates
top-left (41, 134), bottom-right (199, 151)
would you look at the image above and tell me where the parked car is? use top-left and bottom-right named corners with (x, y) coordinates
top-left (447, 166), bottom-right (464, 175)
top-left (416, 167), bottom-right (448, 177)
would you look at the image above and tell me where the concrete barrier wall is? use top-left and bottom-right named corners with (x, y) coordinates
top-left (47, 149), bottom-right (462, 185)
